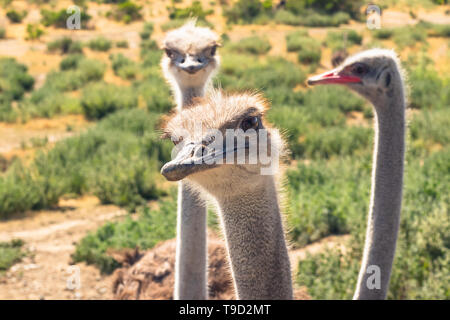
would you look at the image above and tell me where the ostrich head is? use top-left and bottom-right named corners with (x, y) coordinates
top-left (160, 91), bottom-right (285, 197)
top-left (161, 21), bottom-right (220, 89)
top-left (308, 49), bottom-right (406, 109)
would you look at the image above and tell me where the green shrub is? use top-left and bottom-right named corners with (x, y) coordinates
top-left (135, 75), bottom-right (173, 113)
top-left (407, 56), bottom-right (448, 110)
top-left (81, 82), bottom-right (138, 119)
top-left (373, 28), bottom-right (394, 39)
top-left (217, 55), bottom-right (306, 91)
top-left (47, 37), bottom-right (83, 54)
top-left (141, 50), bottom-right (163, 67)
top-left (43, 59), bottom-right (105, 92)
top-left (25, 24), bottom-right (44, 40)
top-left (0, 58), bottom-right (34, 104)
top-left (60, 54), bottom-right (84, 70)
top-left (168, 1), bottom-right (213, 20)
top-left (6, 9), bottom-right (26, 23)
top-left (0, 239), bottom-right (25, 271)
top-left (296, 148), bottom-right (450, 299)
top-left (139, 22), bottom-right (154, 40)
top-left (107, 1), bottom-right (142, 23)
top-left (224, 0), bottom-right (264, 24)
top-left (0, 27), bottom-right (5, 39)
top-left (228, 36), bottom-right (271, 55)
top-left (87, 37), bottom-right (112, 51)
top-left (116, 40), bottom-right (129, 48)
top-left (274, 10), bottom-right (302, 26)
top-left (285, 30), bottom-right (309, 51)
top-left (71, 190), bottom-right (177, 274)
top-left (324, 30), bottom-right (362, 50)
top-left (161, 18), bottom-right (213, 31)
top-left (393, 26), bottom-right (427, 48)
top-left (140, 39), bottom-right (159, 52)
top-left (110, 53), bottom-right (138, 79)
top-left (41, 9), bottom-right (90, 28)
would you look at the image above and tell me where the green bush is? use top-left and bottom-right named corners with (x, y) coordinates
top-left (6, 9), bottom-right (26, 23)
top-left (228, 36), bottom-right (271, 55)
top-left (0, 239), bottom-right (25, 271)
top-left (372, 28), bottom-right (394, 39)
top-left (60, 54), bottom-right (84, 70)
top-left (42, 59), bottom-right (105, 92)
top-left (87, 37), bottom-right (112, 51)
top-left (285, 30), bottom-right (308, 51)
top-left (274, 10), bottom-right (302, 26)
top-left (110, 53), bottom-right (138, 79)
top-left (393, 26), bottom-right (427, 48)
top-left (47, 37), bottom-right (83, 54)
top-left (135, 74), bottom-right (173, 113)
top-left (224, 0), bottom-right (265, 24)
top-left (0, 58), bottom-right (34, 104)
top-left (81, 82), bottom-right (138, 119)
top-left (71, 190), bottom-right (177, 274)
top-left (217, 55), bottom-right (306, 91)
top-left (407, 56), bottom-right (448, 110)
top-left (161, 18), bottom-right (213, 31)
top-left (168, 1), bottom-right (213, 20)
top-left (41, 9), bottom-right (91, 28)
top-left (324, 30), bottom-right (362, 50)
top-left (115, 40), bottom-right (129, 48)
top-left (0, 27), bottom-right (5, 39)
top-left (139, 22), bottom-right (154, 40)
top-left (107, 1), bottom-right (142, 23)
top-left (296, 148), bottom-right (450, 299)
top-left (25, 24), bottom-right (44, 40)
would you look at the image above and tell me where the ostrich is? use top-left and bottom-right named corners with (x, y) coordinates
top-left (160, 91), bottom-right (293, 299)
top-left (161, 22), bottom-right (221, 300)
top-left (308, 49), bottom-right (406, 299)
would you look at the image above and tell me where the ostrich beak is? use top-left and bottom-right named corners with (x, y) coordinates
top-left (161, 142), bottom-right (219, 181)
top-left (180, 55), bottom-right (206, 74)
top-left (307, 69), bottom-right (361, 85)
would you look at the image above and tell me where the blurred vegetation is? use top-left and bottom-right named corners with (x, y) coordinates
top-left (6, 9), bottom-right (26, 23)
top-left (0, 239), bottom-right (26, 273)
top-left (223, 0), bottom-right (359, 26)
top-left (40, 8), bottom-right (91, 28)
top-left (227, 36), bottom-right (271, 55)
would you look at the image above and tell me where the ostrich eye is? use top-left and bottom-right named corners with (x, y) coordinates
top-left (210, 46), bottom-right (216, 56)
top-left (241, 116), bottom-right (259, 131)
top-left (165, 49), bottom-right (174, 58)
top-left (351, 63), bottom-right (369, 76)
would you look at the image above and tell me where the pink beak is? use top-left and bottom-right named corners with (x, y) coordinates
top-left (307, 69), bottom-right (361, 85)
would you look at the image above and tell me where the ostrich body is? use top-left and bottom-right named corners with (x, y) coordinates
top-left (308, 49), bottom-right (406, 299)
top-left (161, 22), bottom-right (220, 300)
top-left (161, 92), bottom-right (293, 299)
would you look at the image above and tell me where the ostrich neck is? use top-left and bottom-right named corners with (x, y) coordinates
top-left (216, 176), bottom-right (293, 299)
top-left (177, 81), bottom-right (210, 109)
top-left (354, 93), bottom-right (405, 300)
top-left (174, 79), bottom-right (209, 299)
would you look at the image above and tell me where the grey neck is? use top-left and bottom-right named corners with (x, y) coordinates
top-left (354, 94), bottom-right (405, 299)
top-left (216, 177), bottom-right (293, 299)
top-left (178, 84), bottom-right (208, 109)
top-left (173, 77), bottom-right (210, 299)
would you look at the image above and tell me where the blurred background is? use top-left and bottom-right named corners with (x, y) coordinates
top-left (0, 0), bottom-right (448, 300)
